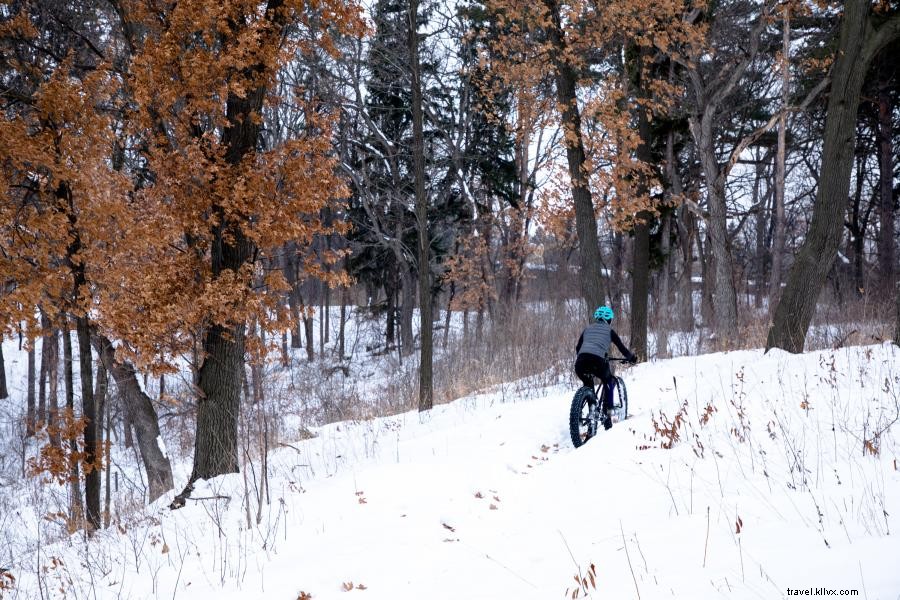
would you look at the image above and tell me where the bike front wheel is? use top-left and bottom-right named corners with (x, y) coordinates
top-left (611, 376), bottom-right (628, 423)
top-left (569, 386), bottom-right (598, 448)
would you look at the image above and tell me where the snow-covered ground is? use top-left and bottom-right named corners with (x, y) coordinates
top-left (3, 341), bottom-right (899, 599)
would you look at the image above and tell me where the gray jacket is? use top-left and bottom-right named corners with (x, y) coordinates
top-left (576, 322), bottom-right (629, 358)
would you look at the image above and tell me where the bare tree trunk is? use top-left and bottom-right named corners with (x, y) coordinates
top-left (544, 0), bottom-right (605, 310)
top-left (699, 233), bottom-right (714, 328)
top-left (410, 0), bottom-right (432, 411)
top-left (62, 323), bottom-right (84, 523)
top-left (94, 334), bottom-right (174, 502)
top-left (399, 266), bottom-right (415, 356)
top-left (877, 75), bottom-right (895, 296)
top-left (753, 153), bottom-right (770, 308)
top-left (303, 308), bottom-right (315, 362)
top-left (319, 288), bottom-right (325, 358)
top-left (27, 337), bottom-right (36, 436)
top-left (768, 0), bottom-right (900, 352)
top-left (75, 316), bottom-right (100, 530)
top-left (103, 394), bottom-right (111, 528)
top-left (95, 358), bottom-right (108, 528)
top-left (627, 44), bottom-right (653, 360)
top-left (769, 6), bottom-right (790, 307)
top-left (657, 212), bottom-right (672, 358)
top-left (338, 284), bottom-right (347, 359)
top-left (47, 327), bottom-right (60, 447)
top-left (38, 311), bottom-right (50, 428)
top-left (192, 323), bottom-right (244, 478)
top-left (0, 338), bottom-right (6, 400)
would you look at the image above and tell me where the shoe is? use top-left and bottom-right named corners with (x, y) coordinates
top-left (602, 410), bottom-right (613, 431)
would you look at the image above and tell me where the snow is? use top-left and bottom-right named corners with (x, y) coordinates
top-left (2, 338), bottom-right (899, 599)
top-left (156, 435), bottom-right (168, 459)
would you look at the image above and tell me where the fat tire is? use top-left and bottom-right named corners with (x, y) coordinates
top-left (569, 386), bottom-right (597, 448)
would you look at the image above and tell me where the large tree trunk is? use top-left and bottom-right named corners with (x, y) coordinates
top-left (27, 338), bottom-right (36, 436)
top-left (38, 311), bottom-right (49, 429)
top-left (767, 1), bottom-right (900, 352)
top-left (769, 6), bottom-right (790, 307)
top-left (94, 334), bottom-right (174, 502)
top-left (76, 316), bottom-right (100, 530)
top-left (410, 0), bottom-right (432, 412)
top-left (545, 0), bottom-right (605, 311)
top-left (46, 325), bottom-right (59, 447)
top-left (696, 139), bottom-right (738, 336)
top-left (62, 323), bottom-right (84, 522)
top-left (628, 44), bottom-right (653, 361)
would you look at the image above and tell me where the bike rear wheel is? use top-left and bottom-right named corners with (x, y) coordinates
top-left (569, 386), bottom-right (598, 448)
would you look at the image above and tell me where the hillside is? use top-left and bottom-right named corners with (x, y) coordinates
top-left (3, 343), bottom-right (898, 599)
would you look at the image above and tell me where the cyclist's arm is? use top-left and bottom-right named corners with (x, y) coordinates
top-left (575, 332), bottom-right (584, 353)
top-left (610, 329), bottom-right (630, 356)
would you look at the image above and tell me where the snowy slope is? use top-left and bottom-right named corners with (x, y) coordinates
top-left (4, 343), bottom-right (900, 600)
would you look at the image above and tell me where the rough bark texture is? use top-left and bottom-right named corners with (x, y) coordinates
top-left (767, 1), bottom-right (900, 352)
top-left (181, 1), bottom-right (286, 494)
top-left (94, 334), bottom-right (174, 502)
top-left (400, 266), bottom-right (415, 356)
top-left (192, 323), bottom-right (244, 479)
top-left (696, 135), bottom-right (738, 336)
top-left (46, 325), bottom-right (59, 447)
top-left (76, 316), bottom-right (100, 529)
top-left (628, 45), bottom-right (653, 362)
top-left (544, 0), bottom-right (605, 311)
top-left (410, 0), bottom-right (433, 412)
top-left (769, 7), bottom-right (790, 306)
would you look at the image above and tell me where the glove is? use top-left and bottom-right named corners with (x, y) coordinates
top-left (626, 352), bottom-right (637, 364)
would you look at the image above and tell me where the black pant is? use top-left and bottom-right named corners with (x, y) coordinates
top-left (574, 353), bottom-right (615, 411)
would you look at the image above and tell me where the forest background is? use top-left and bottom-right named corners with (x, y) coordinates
top-left (0, 0), bottom-right (898, 536)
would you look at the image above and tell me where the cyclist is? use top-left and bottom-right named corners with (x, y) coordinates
top-left (574, 305), bottom-right (637, 430)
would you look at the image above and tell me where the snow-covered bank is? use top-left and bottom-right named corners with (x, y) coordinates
top-left (3, 343), bottom-right (900, 599)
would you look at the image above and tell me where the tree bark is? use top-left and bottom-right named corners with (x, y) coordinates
top-left (410, 0), bottom-right (432, 412)
top-left (399, 266), bottom-right (415, 356)
top-left (657, 212), bottom-right (672, 358)
top-left (46, 326), bottom-right (59, 447)
top-left (877, 74), bottom-right (895, 297)
top-left (695, 132), bottom-right (738, 336)
top-left (769, 6), bottom-right (790, 307)
top-left (544, 0), bottom-right (605, 311)
top-left (768, 1), bottom-right (900, 352)
top-left (0, 338), bottom-right (7, 400)
top-left (76, 316), bottom-right (100, 530)
top-left (27, 337), bottom-right (36, 436)
top-left (628, 44), bottom-right (653, 361)
top-left (62, 323), bottom-right (84, 522)
top-left (38, 311), bottom-right (49, 429)
top-left (94, 357), bottom-right (109, 527)
top-left (93, 334), bottom-right (174, 502)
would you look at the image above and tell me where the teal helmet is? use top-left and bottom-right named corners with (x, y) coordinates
top-left (594, 305), bottom-right (614, 322)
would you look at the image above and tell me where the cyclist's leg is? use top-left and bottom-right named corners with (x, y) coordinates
top-left (597, 359), bottom-right (614, 412)
top-left (574, 354), bottom-right (598, 388)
